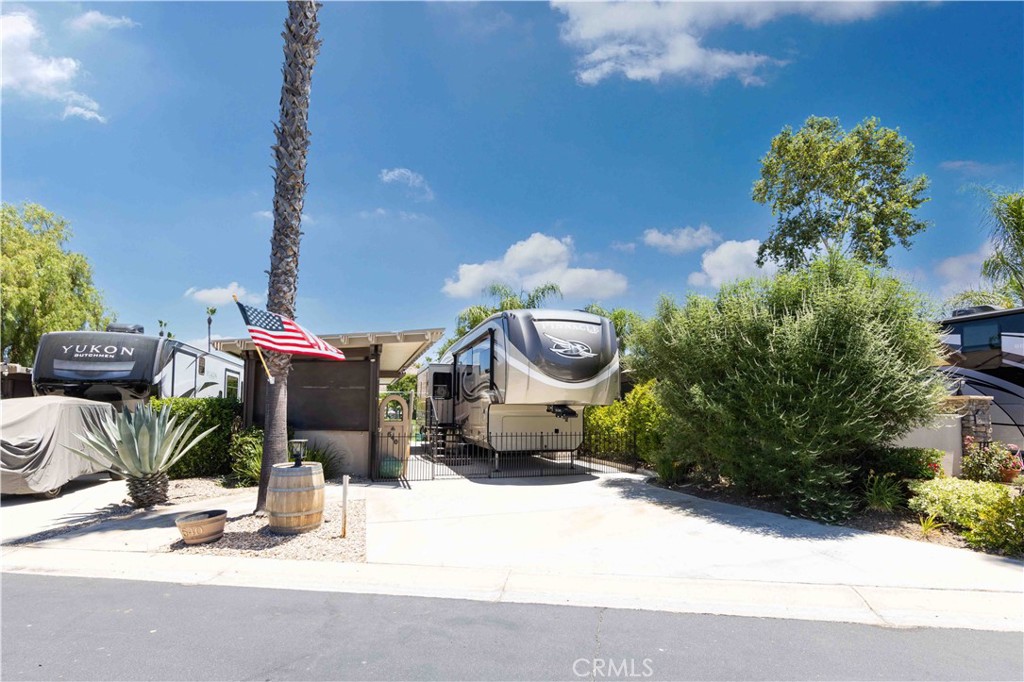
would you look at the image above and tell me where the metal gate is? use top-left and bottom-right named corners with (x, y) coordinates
top-left (371, 430), bottom-right (640, 482)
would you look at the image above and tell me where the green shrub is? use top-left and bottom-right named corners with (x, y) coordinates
top-left (861, 446), bottom-right (943, 482)
top-left (962, 438), bottom-right (1011, 481)
top-left (632, 254), bottom-right (946, 522)
top-left (303, 441), bottom-right (344, 479)
top-left (864, 473), bottom-right (903, 512)
top-left (150, 397), bottom-right (240, 479)
top-left (786, 465), bottom-right (858, 523)
top-left (907, 478), bottom-right (1011, 529)
top-left (966, 494), bottom-right (1024, 557)
top-left (650, 451), bottom-right (683, 485)
top-left (585, 379), bottom-right (666, 466)
top-left (228, 427), bottom-right (264, 486)
top-left (228, 428), bottom-right (345, 485)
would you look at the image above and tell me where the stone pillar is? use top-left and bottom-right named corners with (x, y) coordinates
top-left (942, 395), bottom-right (995, 445)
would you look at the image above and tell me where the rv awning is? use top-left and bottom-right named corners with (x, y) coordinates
top-left (212, 328), bottom-right (445, 380)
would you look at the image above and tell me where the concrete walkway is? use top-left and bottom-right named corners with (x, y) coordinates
top-left (2, 472), bottom-right (1021, 631)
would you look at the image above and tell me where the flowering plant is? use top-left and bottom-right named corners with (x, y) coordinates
top-left (963, 440), bottom-right (1018, 482)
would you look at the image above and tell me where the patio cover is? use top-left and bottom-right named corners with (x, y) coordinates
top-left (213, 328), bottom-right (445, 383)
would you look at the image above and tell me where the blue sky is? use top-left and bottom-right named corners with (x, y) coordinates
top-left (3, 1), bottom-right (1022, 351)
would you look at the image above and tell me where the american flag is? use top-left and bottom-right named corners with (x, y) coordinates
top-left (235, 302), bottom-right (346, 361)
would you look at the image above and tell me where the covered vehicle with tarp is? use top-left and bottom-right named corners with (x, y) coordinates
top-left (1, 396), bottom-right (116, 497)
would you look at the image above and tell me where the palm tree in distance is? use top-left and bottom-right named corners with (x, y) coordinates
top-left (205, 307), bottom-right (217, 352)
top-left (256, 0), bottom-right (322, 513)
top-left (436, 283), bottom-right (562, 357)
top-left (948, 190), bottom-right (1024, 310)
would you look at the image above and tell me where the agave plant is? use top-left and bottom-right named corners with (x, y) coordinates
top-left (71, 404), bottom-right (217, 508)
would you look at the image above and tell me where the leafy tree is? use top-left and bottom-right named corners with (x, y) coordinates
top-left (436, 283), bottom-right (562, 358)
top-left (753, 116), bottom-right (930, 270)
top-left (387, 372), bottom-right (417, 394)
top-left (1, 203), bottom-right (112, 365)
top-left (257, 1), bottom-right (321, 513)
top-left (948, 190), bottom-right (1024, 310)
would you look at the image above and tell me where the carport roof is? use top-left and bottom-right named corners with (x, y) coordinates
top-left (213, 327), bottom-right (445, 379)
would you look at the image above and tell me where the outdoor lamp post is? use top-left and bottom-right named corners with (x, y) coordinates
top-left (288, 439), bottom-right (308, 467)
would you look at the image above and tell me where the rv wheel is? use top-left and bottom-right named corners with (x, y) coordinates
top-left (34, 487), bottom-right (63, 500)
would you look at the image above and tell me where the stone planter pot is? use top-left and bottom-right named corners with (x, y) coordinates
top-left (175, 509), bottom-right (227, 545)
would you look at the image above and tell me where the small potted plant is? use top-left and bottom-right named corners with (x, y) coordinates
top-left (999, 445), bottom-right (1023, 483)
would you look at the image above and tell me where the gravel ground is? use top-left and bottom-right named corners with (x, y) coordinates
top-left (5, 477), bottom-right (368, 564)
top-left (170, 499), bottom-right (366, 562)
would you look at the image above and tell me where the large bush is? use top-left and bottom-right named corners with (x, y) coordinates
top-left (632, 255), bottom-right (947, 521)
top-left (584, 380), bottom-right (665, 465)
top-left (907, 478), bottom-right (1011, 529)
top-left (150, 397), bottom-right (240, 479)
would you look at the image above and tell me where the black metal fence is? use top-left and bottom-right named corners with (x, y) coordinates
top-left (371, 430), bottom-right (642, 482)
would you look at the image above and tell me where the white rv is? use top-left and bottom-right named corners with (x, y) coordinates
top-left (32, 326), bottom-right (244, 406)
top-left (418, 309), bottom-right (620, 453)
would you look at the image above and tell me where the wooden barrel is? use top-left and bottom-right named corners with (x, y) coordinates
top-left (267, 462), bottom-right (325, 535)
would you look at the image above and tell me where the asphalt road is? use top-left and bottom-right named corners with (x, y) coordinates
top-left (2, 574), bottom-right (1021, 681)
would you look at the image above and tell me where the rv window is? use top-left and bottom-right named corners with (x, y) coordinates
top-left (225, 373), bottom-right (240, 400)
top-left (458, 336), bottom-right (491, 393)
top-left (432, 372), bottom-right (451, 399)
top-left (962, 321), bottom-right (1001, 351)
top-left (198, 357), bottom-right (206, 375)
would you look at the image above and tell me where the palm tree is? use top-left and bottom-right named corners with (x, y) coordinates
top-left (205, 307), bottom-right (217, 352)
top-left (438, 283), bottom-right (562, 357)
top-left (256, 0), bottom-right (322, 513)
top-left (981, 191), bottom-right (1024, 303)
top-left (947, 190), bottom-right (1024, 310)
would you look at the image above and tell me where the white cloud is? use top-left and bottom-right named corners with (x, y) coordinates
top-left (68, 10), bottom-right (137, 32)
top-left (253, 210), bottom-right (314, 224)
top-left (552, 2), bottom-right (883, 86)
top-left (939, 160), bottom-right (1012, 177)
top-left (611, 241), bottom-right (636, 253)
top-left (379, 168), bottom-right (435, 202)
top-left (442, 232), bottom-right (628, 300)
top-left (935, 242), bottom-right (993, 298)
top-left (1, 11), bottom-right (107, 122)
top-left (643, 224), bottom-right (720, 254)
top-left (687, 239), bottom-right (777, 288)
top-left (184, 282), bottom-right (263, 306)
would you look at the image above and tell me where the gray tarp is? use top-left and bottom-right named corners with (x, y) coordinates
top-left (1, 396), bottom-right (115, 495)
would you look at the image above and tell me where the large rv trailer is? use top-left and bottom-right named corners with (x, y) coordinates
top-left (418, 309), bottom-right (620, 452)
top-left (33, 328), bottom-right (244, 405)
top-left (940, 305), bottom-right (1024, 444)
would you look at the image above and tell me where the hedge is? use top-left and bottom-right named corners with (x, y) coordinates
top-left (150, 397), bottom-right (241, 479)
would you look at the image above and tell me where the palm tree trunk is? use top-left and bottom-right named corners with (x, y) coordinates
top-left (256, 0), bottom-right (322, 513)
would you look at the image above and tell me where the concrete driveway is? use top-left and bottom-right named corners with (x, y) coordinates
top-left (364, 473), bottom-right (1022, 593)
top-left (1, 474), bottom-right (128, 544)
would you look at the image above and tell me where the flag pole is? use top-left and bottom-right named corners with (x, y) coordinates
top-left (234, 295), bottom-right (275, 385)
